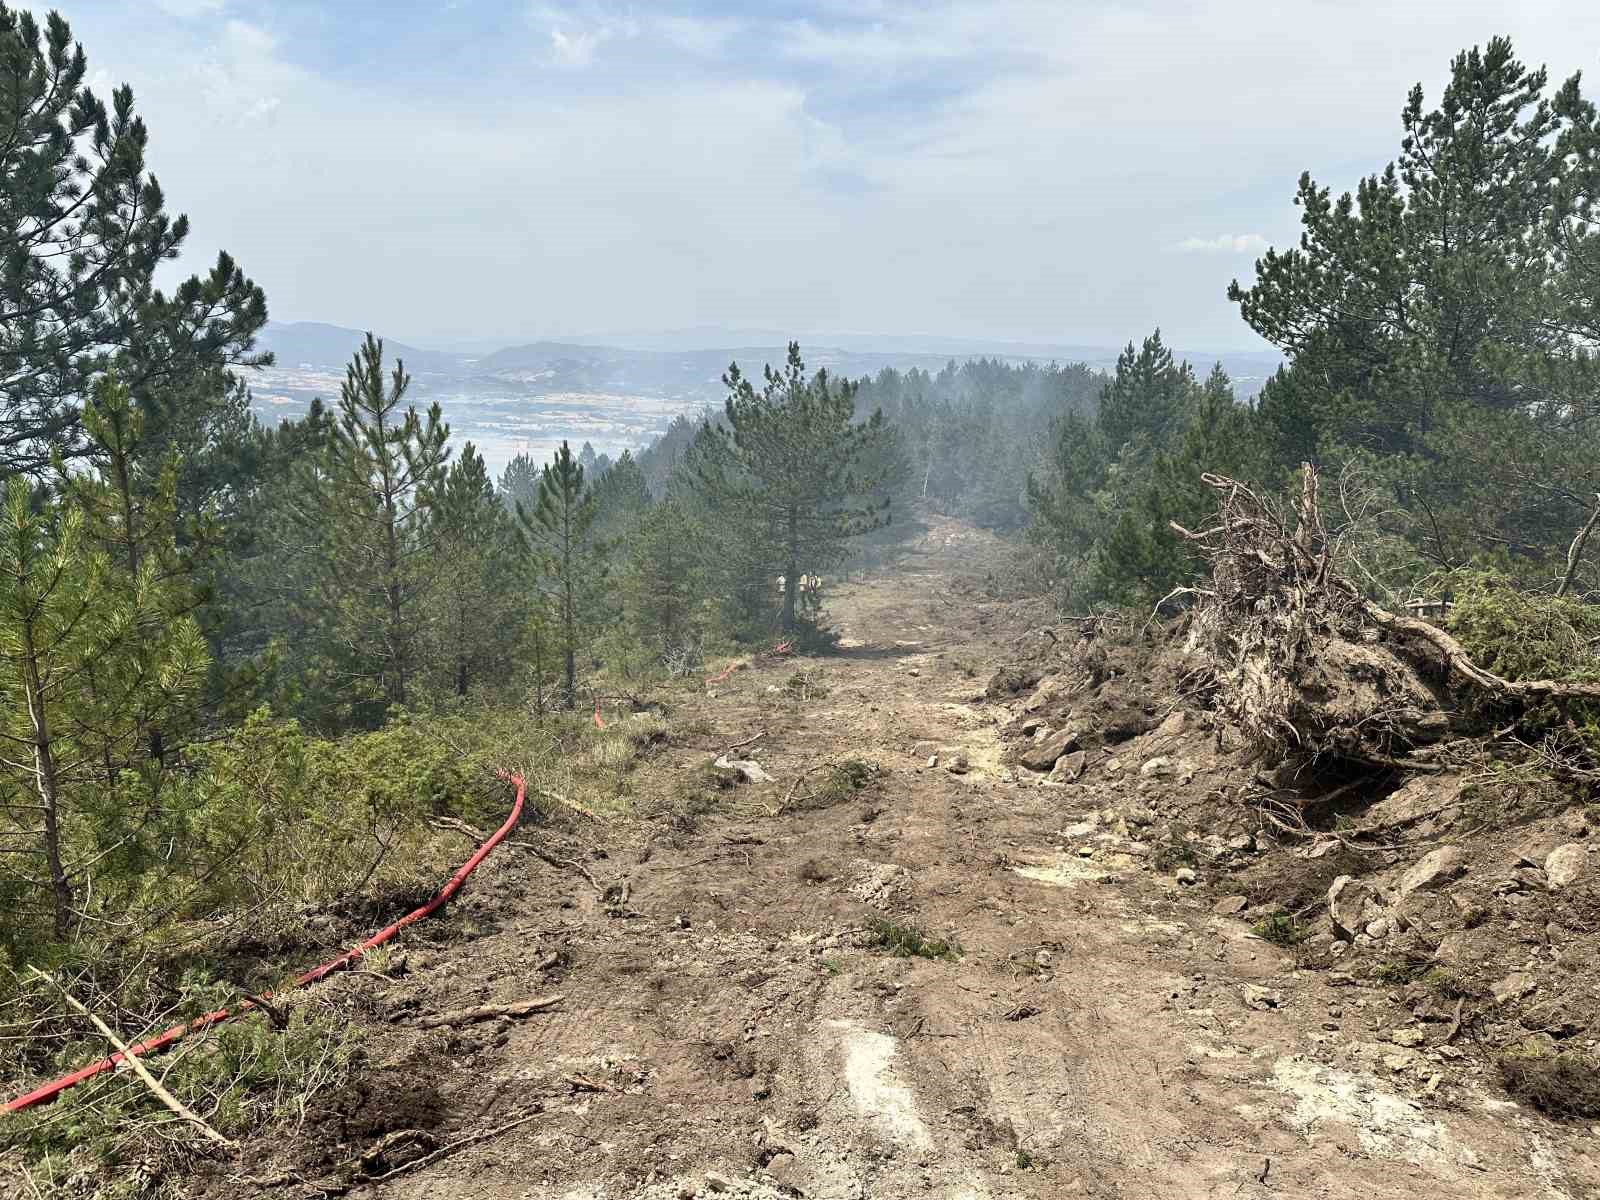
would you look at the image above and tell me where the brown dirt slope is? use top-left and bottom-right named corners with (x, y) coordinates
top-left (218, 516), bottom-right (1600, 1200)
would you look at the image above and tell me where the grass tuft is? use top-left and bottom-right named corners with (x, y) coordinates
top-left (1499, 1040), bottom-right (1600, 1118)
top-left (864, 915), bottom-right (961, 961)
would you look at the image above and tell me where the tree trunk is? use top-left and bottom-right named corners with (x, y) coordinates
top-left (20, 632), bottom-right (72, 937)
top-left (562, 570), bottom-right (576, 710)
top-left (783, 507), bottom-right (798, 632)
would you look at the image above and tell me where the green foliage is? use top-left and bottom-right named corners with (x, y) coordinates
top-left (689, 343), bottom-right (898, 633)
top-left (296, 334), bottom-right (450, 725)
top-left (1, 374), bottom-right (210, 939)
top-left (1028, 333), bottom-right (1263, 608)
top-left (1229, 38), bottom-right (1600, 585)
top-left (517, 440), bottom-right (601, 709)
top-left (1447, 572), bottom-right (1600, 684)
top-left (1250, 913), bottom-right (1307, 946)
top-left (849, 358), bottom-right (1100, 530)
top-left (426, 443), bottom-right (526, 699)
top-left (0, 6), bottom-right (267, 477)
top-left (863, 915), bottom-right (962, 961)
top-left (6, 987), bottom-right (358, 1194)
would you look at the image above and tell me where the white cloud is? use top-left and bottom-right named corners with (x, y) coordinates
top-left (152, 0), bottom-right (227, 17)
top-left (530, 4), bottom-right (643, 67)
top-left (549, 26), bottom-right (604, 65)
top-left (1174, 234), bottom-right (1272, 255)
top-left (61, 0), bottom-right (1600, 349)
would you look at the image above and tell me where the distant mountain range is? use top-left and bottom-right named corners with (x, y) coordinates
top-left (256, 321), bottom-right (1282, 397)
top-left (248, 321), bottom-right (1283, 476)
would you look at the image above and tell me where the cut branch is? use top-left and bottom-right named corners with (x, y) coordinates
top-left (415, 995), bottom-right (564, 1029)
top-left (29, 966), bottom-right (237, 1152)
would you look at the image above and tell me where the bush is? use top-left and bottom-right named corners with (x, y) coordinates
top-left (1447, 571), bottom-right (1600, 685)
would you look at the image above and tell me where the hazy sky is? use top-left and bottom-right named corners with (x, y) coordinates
top-left (61, 1), bottom-right (1600, 350)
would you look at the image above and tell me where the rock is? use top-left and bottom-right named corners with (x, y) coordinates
top-left (1020, 723), bottom-right (1084, 772)
top-left (1140, 756), bottom-right (1174, 778)
top-left (1521, 998), bottom-right (1587, 1038)
top-left (1390, 1026), bottom-right (1425, 1047)
top-left (1213, 895), bottom-right (1249, 916)
top-left (1546, 843), bottom-right (1588, 889)
top-left (1561, 809), bottom-right (1591, 839)
top-left (1365, 918), bottom-right (1391, 939)
top-left (926, 755), bottom-right (939, 769)
top-left (765, 1153), bottom-right (797, 1183)
top-left (1175, 867), bottom-right (1197, 885)
top-left (1433, 928), bottom-right (1495, 968)
top-left (1120, 803), bottom-right (1154, 827)
top-left (1241, 984), bottom-right (1281, 1011)
top-left (1398, 846), bottom-right (1466, 898)
top-left (1328, 875), bottom-right (1374, 941)
top-left (1105, 758), bottom-right (1123, 775)
top-left (1329, 940), bottom-right (1350, 959)
top-left (1155, 711), bottom-right (1187, 737)
top-left (1492, 972), bottom-right (1535, 1005)
top-left (987, 665), bottom-right (1042, 700)
top-left (1227, 833), bottom-right (1255, 853)
top-left (1019, 716), bottom-right (1045, 736)
top-left (1048, 750), bottom-right (1087, 783)
top-left (907, 668), bottom-right (921, 677)
top-left (713, 756), bottom-right (774, 784)
top-left (1382, 1051), bottom-right (1419, 1072)
top-left (1022, 677), bottom-right (1063, 711)
top-left (946, 755), bottom-right (970, 775)
top-left (704, 1173), bottom-right (732, 1193)
top-left (1076, 846), bottom-right (1095, 859)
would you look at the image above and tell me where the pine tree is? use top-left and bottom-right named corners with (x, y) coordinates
top-left (498, 452), bottom-right (543, 515)
top-left (428, 443), bottom-right (522, 697)
top-left (0, 374), bottom-right (207, 938)
top-left (623, 497), bottom-right (704, 667)
top-left (690, 343), bottom-right (895, 632)
top-left (305, 334), bottom-right (448, 723)
top-left (517, 441), bottom-right (598, 709)
top-left (0, 7), bottom-right (267, 476)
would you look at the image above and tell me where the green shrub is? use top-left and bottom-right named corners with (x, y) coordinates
top-left (864, 915), bottom-right (961, 961)
top-left (1447, 571), bottom-right (1600, 685)
top-left (1250, 912), bottom-right (1306, 946)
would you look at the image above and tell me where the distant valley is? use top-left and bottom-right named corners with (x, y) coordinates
top-left (251, 321), bottom-right (1281, 474)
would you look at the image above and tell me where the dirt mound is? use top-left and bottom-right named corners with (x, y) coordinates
top-left (996, 607), bottom-right (1600, 1128)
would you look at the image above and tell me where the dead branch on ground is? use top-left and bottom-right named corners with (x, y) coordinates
top-left (28, 966), bottom-right (237, 1153)
top-left (415, 995), bottom-right (564, 1029)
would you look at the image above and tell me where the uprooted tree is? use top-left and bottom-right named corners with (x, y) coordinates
top-left (1175, 465), bottom-right (1600, 771)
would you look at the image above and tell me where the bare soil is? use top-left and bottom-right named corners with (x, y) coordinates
top-left (215, 516), bottom-right (1600, 1200)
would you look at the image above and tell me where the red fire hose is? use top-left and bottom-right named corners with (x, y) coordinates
top-left (4, 771), bottom-right (527, 1114)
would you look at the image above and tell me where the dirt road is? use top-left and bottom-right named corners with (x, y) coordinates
top-left (250, 517), bottom-right (1599, 1200)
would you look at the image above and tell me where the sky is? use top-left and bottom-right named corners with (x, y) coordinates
top-left (59, 1), bottom-right (1600, 352)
